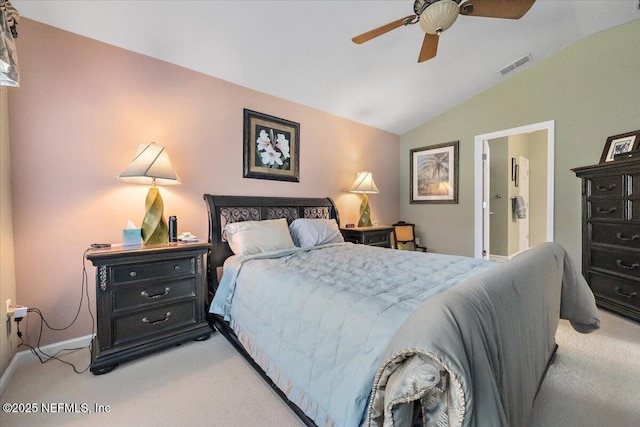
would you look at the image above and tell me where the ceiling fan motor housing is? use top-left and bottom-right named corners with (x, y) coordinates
top-left (419, 0), bottom-right (460, 34)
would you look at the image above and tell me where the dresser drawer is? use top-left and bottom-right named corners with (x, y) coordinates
top-left (113, 278), bottom-right (196, 311)
top-left (587, 175), bottom-right (624, 197)
top-left (587, 199), bottom-right (624, 220)
top-left (590, 247), bottom-right (640, 280)
top-left (113, 300), bottom-right (197, 346)
top-left (112, 258), bottom-right (194, 283)
top-left (591, 223), bottom-right (640, 249)
top-left (588, 272), bottom-right (640, 310)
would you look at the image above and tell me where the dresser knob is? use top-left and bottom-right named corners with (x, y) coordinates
top-left (129, 271), bottom-right (137, 277)
top-left (141, 287), bottom-right (170, 299)
top-left (616, 232), bottom-right (640, 242)
top-left (174, 265), bottom-right (181, 270)
top-left (614, 287), bottom-right (638, 298)
top-left (142, 312), bottom-right (172, 325)
top-left (596, 207), bottom-right (617, 214)
top-left (615, 259), bottom-right (640, 270)
top-left (596, 184), bottom-right (616, 191)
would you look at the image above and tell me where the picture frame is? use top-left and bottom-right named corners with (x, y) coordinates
top-left (243, 109), bottom-right (300, 182)
top-left (410, 141), bottom-right (459, 204)
top-left (599, 130), bottom-right (640, 163)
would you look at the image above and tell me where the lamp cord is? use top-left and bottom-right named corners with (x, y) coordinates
top-left (16, 248), bottom-right (96, 374)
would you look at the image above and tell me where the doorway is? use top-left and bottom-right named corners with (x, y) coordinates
top-left (473, 121), bottom-right (555, 259)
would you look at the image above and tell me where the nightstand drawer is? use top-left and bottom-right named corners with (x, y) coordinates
top-left (363, 233), bottom-right (389, 246)
top-left (113, 278), bottom-right (196, 311)
top-left (340, 226), bottom-right (393, 248)
top-left (112, 258), bottom-right (194, 283)
top-left (113, 300), bottom-right (197, 346)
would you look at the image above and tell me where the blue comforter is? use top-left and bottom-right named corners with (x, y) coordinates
top-left (210, 243), bottom-right (496, 426)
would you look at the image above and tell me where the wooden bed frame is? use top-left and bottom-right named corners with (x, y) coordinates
top-left (202, 194), bottom-right (557, 427)
top-left (203, 194), bottom-right (340, 426)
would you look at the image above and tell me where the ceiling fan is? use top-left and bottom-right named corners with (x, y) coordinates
top-left (352, 0), bottom-right (536, 63)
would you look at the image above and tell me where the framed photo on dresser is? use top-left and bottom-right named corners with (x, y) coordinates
top-left (600, 130), bottom-right (640, 163)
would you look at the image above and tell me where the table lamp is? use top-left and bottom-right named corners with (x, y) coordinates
top-left (350, 171), bottom-right (379, 227)
top-left (118, 142), bottom-right (180, 244)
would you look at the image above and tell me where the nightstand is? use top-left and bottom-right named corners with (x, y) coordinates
top-left (340, 226), bottom-right (393, 248)
top-left (86, 242), bottom-right (213, 374)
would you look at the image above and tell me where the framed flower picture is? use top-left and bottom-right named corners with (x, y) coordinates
top-left (243, 109), bottom-right (300, 182)
top-left (410, 141), bottom-right (459, 204)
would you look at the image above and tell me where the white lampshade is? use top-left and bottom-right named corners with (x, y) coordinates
top-left (118, 142), bottom-right (181, 186)
top-left (350, 171), bottom-right (379, 194)
top-left (419, 0), bottom-right (460, 35)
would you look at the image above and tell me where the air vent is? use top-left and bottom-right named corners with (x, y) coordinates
top-left (498, 53), bottom-right (532, 76)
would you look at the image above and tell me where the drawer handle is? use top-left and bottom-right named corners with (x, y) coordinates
top-left (616, 232), bottom-right (640, 241)
top-left (614, 287), bottom-right (638, 299)
top-left (129, 271), bottom-right (137, 277)
top-left (141, 287), bottom-right (170, 299)
top-left (596, 184), bottom-right (616, 192)
top-left (615, 259), bottom-right (640, 270)
top-left (142, 312), bottom-right (172, 325)
top-left (596, 207), bottom-right (617, 214)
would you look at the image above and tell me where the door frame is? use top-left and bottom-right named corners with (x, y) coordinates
top-left (473, 120), bottom-right (555, 258)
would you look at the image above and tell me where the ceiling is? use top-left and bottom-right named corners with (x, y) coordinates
top-left (11, 0), bottom-right (640, 135)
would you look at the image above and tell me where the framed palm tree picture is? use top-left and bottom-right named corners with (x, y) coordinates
top-left (410, 141), bottom-right (459, 204)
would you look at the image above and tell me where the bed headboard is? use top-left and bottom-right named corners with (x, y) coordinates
top-left (203, 194), bottom-right (340, 298)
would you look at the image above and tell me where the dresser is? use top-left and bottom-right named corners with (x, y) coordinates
top-left (573, 159), bottom-right (640, 322)
top-left (340, 226), bottom-right (393, 248)
top-left (87, 242), bottom-right (212, 374)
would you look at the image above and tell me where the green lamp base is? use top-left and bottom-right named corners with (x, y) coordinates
top-left (142, 186), bottom-right (168, 244)
top-left (357, 193), bottom-right (372, 227)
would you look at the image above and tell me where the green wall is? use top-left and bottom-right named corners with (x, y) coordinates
top-left (400, 18), bottom-right (640, 264)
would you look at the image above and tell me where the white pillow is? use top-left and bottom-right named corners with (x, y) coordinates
top-left (289, 218), bottom-right (344, 248)
top-left (225, 218), bottom-right (295, 255)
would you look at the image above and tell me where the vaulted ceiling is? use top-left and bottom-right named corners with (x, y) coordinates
top-left (12, 0), bottom-right (640, 134)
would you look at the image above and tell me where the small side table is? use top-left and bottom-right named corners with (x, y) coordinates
top-left (86, 242), bottom-right (213, 374)
top-left (340, 226), bottom-right (393, 248)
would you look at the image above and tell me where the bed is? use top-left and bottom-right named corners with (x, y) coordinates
top-left (203, 194), bottom-right (601, 427)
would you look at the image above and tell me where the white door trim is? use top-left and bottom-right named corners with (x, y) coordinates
top-left (473, 120), bottom-right (555, 258)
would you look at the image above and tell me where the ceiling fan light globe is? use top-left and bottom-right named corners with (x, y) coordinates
top-left (419, 0), bottom-right (460, 35)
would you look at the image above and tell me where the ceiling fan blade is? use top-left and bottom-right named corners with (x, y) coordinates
top-left (352, 15), bottom-right (415, 44)
top-left (418, 33), bottom-right (439, 63)
top-left (459, 0), bottom-right (536, 19)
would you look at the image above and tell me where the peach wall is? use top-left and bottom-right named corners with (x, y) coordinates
top-left (9, 19), bottom-right (399, 345)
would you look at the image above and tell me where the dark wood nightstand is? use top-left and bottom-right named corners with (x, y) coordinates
top-left (86, 242), bottom-right (213, 374)
top-left (340, 226), bottom-right (393, 248)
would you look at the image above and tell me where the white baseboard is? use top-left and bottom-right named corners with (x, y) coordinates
top-left (489, 248), bottom-right (531, 263)
top-left (0, 334), bottom-right (93, 397)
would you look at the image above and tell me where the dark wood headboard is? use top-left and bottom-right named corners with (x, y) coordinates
top-left (202, 194), bottom-right (340, 300)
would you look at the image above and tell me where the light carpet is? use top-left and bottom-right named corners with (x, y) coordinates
top-left (1, 309), bottom-right (639, 427)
